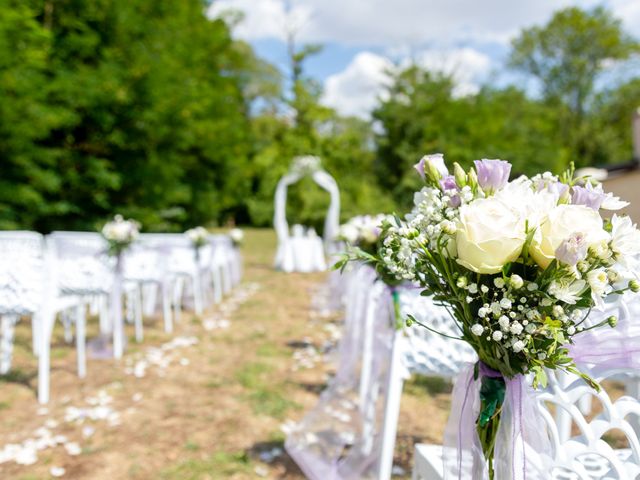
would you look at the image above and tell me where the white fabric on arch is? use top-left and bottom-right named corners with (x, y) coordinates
top-left (273, 162), bottom-right (341, 272)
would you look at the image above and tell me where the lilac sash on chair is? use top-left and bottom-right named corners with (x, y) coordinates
top-left (286, 265), bottom-right (397, 479)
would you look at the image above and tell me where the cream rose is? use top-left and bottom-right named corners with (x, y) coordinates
top-left (530, 204), bottom-right (609, 269)
top-left (456, 197), bottom-right (526, 274)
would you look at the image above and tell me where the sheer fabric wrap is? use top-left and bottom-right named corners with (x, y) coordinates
top-left (443, 364), bottom-right (551, 479)
top-left (286, 266), bottom-right (397, 479)
top-left (570, 292), bottom-right (640, 372)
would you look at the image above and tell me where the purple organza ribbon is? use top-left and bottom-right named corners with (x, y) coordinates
top-left (443, 362), bottom-right (549, 479)
top-left (570, 296), bottom-right (640, 372)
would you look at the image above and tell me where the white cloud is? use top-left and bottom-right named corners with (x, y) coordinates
top-left (208, 0), bottom-right (313, 42)
top-left (322, 47), bottom-right (492, 118)
top-left (321, 52), bottom-right (393, 118)
top-left (208, 0), bottom-right (632, 47)
top-left (610, 0), bottom-right (640, 34)
top-left (415, 48), bottom-right (492, 97)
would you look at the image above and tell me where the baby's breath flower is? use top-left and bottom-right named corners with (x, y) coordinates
top-left (510, 274), bottom-right (524, 289)
top-left (471, 324), bottom-right (484, 336)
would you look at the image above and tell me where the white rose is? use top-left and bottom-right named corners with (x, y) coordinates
top-left (494, 177), bottom-right (558, 229)
top-left (339, 224), bottom-right (359, 244)
top-left (455, 197), bottom-right (526, 274)
top-left (530, 204), bottom-right (609, 269)
top-left (230, 228), bottom-right (244, 243)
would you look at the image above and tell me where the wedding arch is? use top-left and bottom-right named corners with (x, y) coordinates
top-left (273, 156), bottom-right (340, 272)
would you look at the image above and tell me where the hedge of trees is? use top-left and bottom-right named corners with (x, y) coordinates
top-left (1, 1), bottom-right (638, 232)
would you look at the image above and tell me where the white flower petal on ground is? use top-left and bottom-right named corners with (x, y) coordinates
top-left (50, 466), bottom-right (66, 477)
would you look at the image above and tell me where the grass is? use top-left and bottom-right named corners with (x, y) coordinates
top-left (0, 229), bottom-right (449, 479)
top-left (184, 440), bottom-right (201, 451)
top-left (161, 451), bottom-right (252, 479)
top-left (235, 362), bottom-right (300, 419)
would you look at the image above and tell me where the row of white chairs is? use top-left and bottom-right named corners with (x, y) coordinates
top-left (0, 230), bottom-right (242, 404)
top-left (287, 264), bottom-right (640, 479)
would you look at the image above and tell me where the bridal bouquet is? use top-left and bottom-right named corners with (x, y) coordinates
top-left (337, 214), bottom-right (387, 255)
top-left (101, 214), bottom-right (140, 257)
top-left (186, 226), bottom-right (209, 249)
top-left (229, 228), bottom-right (244, 248)
top-left (343, 154), bottom-right (640, 478)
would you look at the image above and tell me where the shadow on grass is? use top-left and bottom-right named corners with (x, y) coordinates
top-left (403, 375), bottom-right (452, 397)
top-left (296, 381), bottom-right (327, 395)
top-left (0, 367), bottom-right (35, 389)
top-left (248, 439), bottom-right (305, 478)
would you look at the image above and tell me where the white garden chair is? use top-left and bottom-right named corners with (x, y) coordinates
top-left (138, 233), bottom-right (218, 317)
top-left (207, 234), bottom-right (237, 299)
top-left (376, 288), bottom-right (477, 480)
top-left (0, 231), bottom-right (84, 403)
top-left (47, 231), bottom-right (142, 360)
top-left (412, 367), bottom-right (640, 479)
top-left (123, 244), bottom-right (174, 335)
top-left (274, 156), bottom-right (340, 273)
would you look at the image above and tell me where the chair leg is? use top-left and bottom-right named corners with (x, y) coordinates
top-left (212, 266), bottom-right (223, 304)
top-left (142, 284), bottom-right (157, 316)
top-left (173, 277), bottom-right (184, 323)
top-left (134, 286), bottom-right (143, 343)
top-left (112, 287), bottom-right (124, 360)
top-left (62, 310), bottom-right (73, 344)
top-left (222, 262), bottom-right (232, 294)
top-left (99, 295), bottom-right (110, 334)
top-left (162, 281), bottom-right (173, 334)
top-left (0, 315), bottom-right (18, 375)
top-left (75, 305), bottom-right (86, 378)
top-left (37, 312), bottom-right (54, 404)
top-left (193, 274), bottom-right (203, 315)
top-left (32, 312), bottom-right (41, 356)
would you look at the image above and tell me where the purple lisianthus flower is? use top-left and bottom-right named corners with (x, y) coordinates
top-left (555, 232), bottom-right (588, 266)
top-left (474, 159), bottom-right (511, 193)
top-left (414, 153), bottom-right (447, 180)
top-left (546, 181), bottom-right (570, 200)
top-left (439, 175), bottom-right (461, 207)
top-left (439, 175), bottom-right (457, 191)
top-left (571, 186), bottom-right (605, 210)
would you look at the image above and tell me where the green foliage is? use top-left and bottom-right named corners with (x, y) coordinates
top-left (1, 0), bottom-right (254, 232)
top-left (373, 67), bottom-right (563, 209)
top-left (509, 6), bottom-right (640, 168)
top-left (0, 3), bottom-right (637, 232)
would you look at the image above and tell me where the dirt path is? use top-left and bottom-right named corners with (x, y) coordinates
top-left (0, 229), bottom-right (450, 480)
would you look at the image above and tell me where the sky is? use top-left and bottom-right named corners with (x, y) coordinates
top-left (208, 0), bottom-right (640, 119)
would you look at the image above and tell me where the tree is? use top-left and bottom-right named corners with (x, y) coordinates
top-left (372, 64), bottom-right (563, 209)
top-left (509, 6), bottom-right (639, 167)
